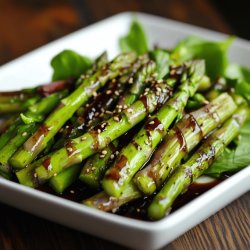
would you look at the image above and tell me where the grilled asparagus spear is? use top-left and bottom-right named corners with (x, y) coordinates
top-left (10, 52), bottom-right (137, 169)
top-left (148, 105), bottom-right (249, 220)
top-left (134, 93), bottom-right (237, 195)
top-left (102, 60), bottom-right (205, 197)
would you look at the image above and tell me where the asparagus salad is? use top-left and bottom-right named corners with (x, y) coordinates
top-left (0, 20), bottom-right (250, 221)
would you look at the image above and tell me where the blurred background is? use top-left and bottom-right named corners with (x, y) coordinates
top-left (0, 0), bottom-right (249, 66)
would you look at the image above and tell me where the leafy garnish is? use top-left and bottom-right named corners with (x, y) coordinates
top-left (119, 20), bottom-right (148, 55)
top-left (51, 50), bottom-right (93, 81)
top-left (171, 36), bottom-right (234, 79)
top-left (204, 115), bottom-right (250, 177)
top-left (226, 64), bottom-right (250, 103)
top-left (150, 49), bottom-right (171, 79)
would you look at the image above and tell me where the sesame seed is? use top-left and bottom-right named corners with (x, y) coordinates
top-left (115, 91), bottom-right (120, 96)
top-left (93, 92), bottom-right (98, 97)
top-left (81, 136), bottom-right (87, 141)
top-left (53, 173), bottom-right (58, 177)
top-left (101, 123), bottom-right (106, 128)
top-left (67, 147), bottom-right (73, 152)
top-left (70, 190), bottom-right (75, 194)
top-left (113, 116), bottom-right (120, 122)
top-left (128, 77), bottom-right (133, 84)
top-left (94, 112), bottom-right (100, 117)
top-left (149, 120), bottom-right (155, 125)
top-left (106, 90), bottom-right (112, 95)
top-left (22, 132), bottom-right (28, 137)
top-left (115, 151), bottom-right (119, 155)
top-left (34, 173), bottom-right (38, 178)
top-left (123, 105), bottom-right (128, 109)
top-left (97, 129), bottom-right (101, 134)
top-left (100, 154), bottom-right (105, 158)
top-left (127, 108), bottom-right (133, 113)
top-left (102, 150), bottom-right (107, 155)
top-left (110, 154), bottom-right (115, 159)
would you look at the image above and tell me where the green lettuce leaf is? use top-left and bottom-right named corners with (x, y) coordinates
top-left (150, 49), bottom-right (171, 79)
top-left (226, 64), bottom-right (250, 103)
top-left (171, 36), bottom-right (234, 79)
top-left (119, 20), bottom-right (148, 55)
top-left (51, 50), bottom-right (93, 81)
top-left (204, 116), bottom-right (250, 177)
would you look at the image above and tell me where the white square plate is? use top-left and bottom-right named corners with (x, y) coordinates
top-left (0, 12), bottom-right (250, 250)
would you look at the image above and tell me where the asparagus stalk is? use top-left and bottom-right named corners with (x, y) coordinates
top-left (0, 96), bottom-right (40, 114)
top-left (0, 91), bottom-right (68, 176)
top-left (79, 59), bottom-right (156, 189)
top-left (148, 105), bottom-right (249, 220)
top-left (102, 60), bottom-right (205, 197)
top-left (0, 90), bottom-right (68, 150)
top-left (20, 76), bottom-right (172, 187)
top-left (49, 164), bottom-right (82, 194)
top-left (83, 182), bottom-right (141, 212)
top-left (134, 93), bottom-right (237, 195)
top-left (10, 52), bottom-right (137, 169)
top-left (79, 140), bottom-right (119, 189)
top-left (40, 56), bottom-right (152, 193)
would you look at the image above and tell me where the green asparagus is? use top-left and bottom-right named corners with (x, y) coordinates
top-left (79, 59), bottom-right (156, 189)
top-left (134, 93), bottom-right (237, 195)
top-left (102, 60), bottom-right (205, 197)
top-left (0, 91), bottom-right (68, 176)
top-left (49, 56), bottom-right (152, 192)
top-left (148, 105), bottom-right (249, 220)
top-left (10, 52), bottom-right (137, 169)
top-left (24, 78), bottom-right (172, 187)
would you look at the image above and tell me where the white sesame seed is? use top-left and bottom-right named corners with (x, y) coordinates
top-left (113, 116), bottom-right (120, 122)
top-left (67, 147), bottom-right (73, 152)
top-left (128, 77), bottom-right (133, 84)
top-left (22, 132), bottom-right (28, 137)
top-left (102, 150), bottom-right (107, 155)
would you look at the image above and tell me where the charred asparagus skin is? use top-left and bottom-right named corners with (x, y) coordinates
top-left (10, 52), bottom-right (137, 169)
top-left (148, 105), bottom-right (249, 220)
top-left (22, 77), bottom-right (172, 187)
top-left (134, 93), bottom-right (237, 195)
top-left (102, 60), bottom-right (205, 197)
top-left (0, 91), bottom-right (68, 176)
